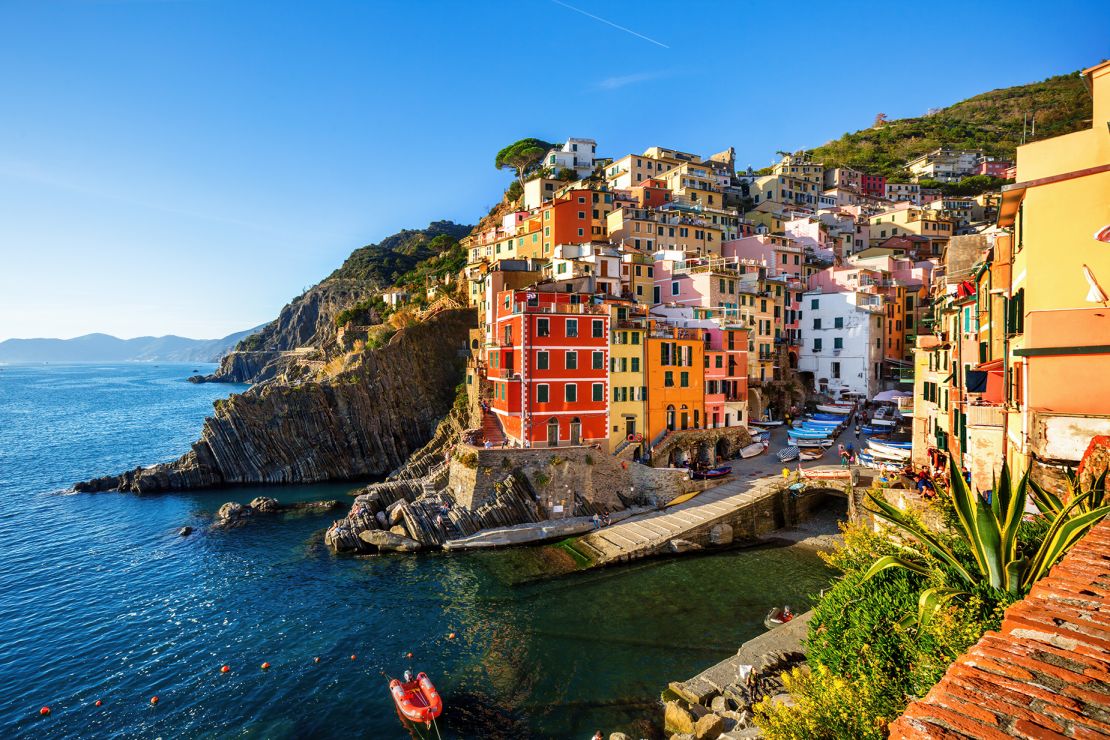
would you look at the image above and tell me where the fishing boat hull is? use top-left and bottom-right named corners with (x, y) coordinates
top-left (788, 430), bottom-right (833, 440)
top-left (794, 438), bottom-right (834, 448)
top-left (868, 441), bottom-right (911, 460)
top-left (390, 673), bottom-right (443, 727)
top-left (816, 404), bottom-right (853, 415)
top-left (799, 448), bottom-right (824, 461)
top-left (764, 607), bottom-right (795, 629)
top-left (776, 446), bottom-right (800, 462)
top-left (739, 442), bottom-right (768, 459)
top-left (692, 466), bottom-right (732, 479)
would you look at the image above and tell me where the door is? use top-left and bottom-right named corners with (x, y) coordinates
top-left (624, 419), bottom-right (636, 439)
top-left (569, 418), bottom-right (582, 446)
top-left (547, 418), bottom-right (559, 447)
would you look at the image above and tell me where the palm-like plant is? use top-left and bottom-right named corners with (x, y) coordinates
top-left (862, 457), bottom-right (1110, 626)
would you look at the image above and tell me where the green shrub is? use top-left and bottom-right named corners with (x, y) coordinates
top-left (533, 472), bottom-right (550, 487)
top-left (755, 665), bottom-right (892, 740)
top-left (458, 452), bottom-right (478, 469)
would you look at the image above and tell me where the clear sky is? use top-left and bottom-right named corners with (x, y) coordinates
top-left (1, 0), bottom-right (1107, 340)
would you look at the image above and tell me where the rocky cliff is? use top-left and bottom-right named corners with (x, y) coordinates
top-left (200, 221), bottom-right (472, 384)
top-left (197, 280), bottom-right (380, 383)
top-left (77, 308), bottom-right (476, 493)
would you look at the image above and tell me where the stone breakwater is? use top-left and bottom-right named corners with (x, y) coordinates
top-left (75, 309), bottom-right (476, 493)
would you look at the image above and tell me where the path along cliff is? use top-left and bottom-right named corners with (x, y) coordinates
top-left (76, 308), bottom-right (476, 493)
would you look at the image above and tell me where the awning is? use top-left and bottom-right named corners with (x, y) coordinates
top-left (969, 359), bottom-right (1004, 403)
top-left (965, 370), bottom-right (989, 393)
top-left (998, 186), bottom-right (1027, 228)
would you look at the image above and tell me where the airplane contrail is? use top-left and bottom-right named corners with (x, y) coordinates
top-left (550, 0), bottom-right (670, 49)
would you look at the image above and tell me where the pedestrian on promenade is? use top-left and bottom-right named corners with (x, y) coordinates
top-left (854, 423), bottom-right (860, 440)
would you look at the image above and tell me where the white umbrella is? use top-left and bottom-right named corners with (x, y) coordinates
top-left (872, 390), bottom-right (912, 402)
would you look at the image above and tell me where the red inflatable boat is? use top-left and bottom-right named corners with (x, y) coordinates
top-left (390, 672), bottom-right (443, 727)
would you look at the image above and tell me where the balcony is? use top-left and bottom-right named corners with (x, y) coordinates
top-left (512, 301), bottom-right (607, 315)
top-left (967, 404), bottom-right (1004, 427)
top-left (497, 368), bottom-right (519, 380)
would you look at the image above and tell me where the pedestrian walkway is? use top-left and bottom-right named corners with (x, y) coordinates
top-left (575, 465), bottom-right (845, 564)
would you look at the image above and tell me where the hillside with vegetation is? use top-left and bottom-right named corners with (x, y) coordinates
top-left (805, 71), bottom-right (1093, 178)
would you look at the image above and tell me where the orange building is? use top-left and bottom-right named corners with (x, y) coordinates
top-left (645, 325), bottom-right (706, 444)
top-left (540, 189), bottom-right (594, 258)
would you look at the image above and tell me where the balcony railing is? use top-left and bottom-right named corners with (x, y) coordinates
top-left (512, 301), bottom-right (607, 315)
top-left (967, 404), bottom-right (1004, 427)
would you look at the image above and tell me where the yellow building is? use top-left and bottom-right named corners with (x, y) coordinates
top-left (868, 206), bottom-right (954, 246)
top-left (608, 315), bottom-right (648, 451)
top-left (996, 59), bottom-right (1110, 476)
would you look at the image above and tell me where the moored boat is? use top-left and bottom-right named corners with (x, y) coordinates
top-left (816, 404), bottom-right (853, 415)
top-left (764, 606), bottom-right (796, 629)
top-left (692, 465), bottom-right (732, 479)
top-left (868, 440), bottom-right (911, 460)
top-left (390, 672), bottom-right (443, 728)
top-left (795, 438), bottom-right (834, 448)
top-left (776, 446), bottom-right (800, 462)
top-left (799, 447), bottom-right (824, 461)
top-left (788, 428), bottom-right (833, 439)
top-left (739, 441), bottom-right (769, 458)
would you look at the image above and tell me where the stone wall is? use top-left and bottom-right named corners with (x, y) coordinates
top-left (447, 444), bottom-right (717, 516)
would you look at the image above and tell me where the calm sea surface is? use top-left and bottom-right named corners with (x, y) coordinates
top-left (0, 363), bottom-right (834, 739)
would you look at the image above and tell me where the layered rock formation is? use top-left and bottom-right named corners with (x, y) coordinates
top-left (76, 308), bottom-right (476, 493)
top-left (194, 280), bottom-right (381, 384)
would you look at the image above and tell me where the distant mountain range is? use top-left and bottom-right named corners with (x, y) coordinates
top-left (0, 326), bottom-right (264, 363)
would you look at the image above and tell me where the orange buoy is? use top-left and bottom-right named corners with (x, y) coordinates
top-left (313, 657), bottom-right (320, 664)
top-left (261, 662), bottom-right (271, 670)
top-left (220, 665), bottom-right (230, 673)
top-left (150, 696), bottom-right (159, 705)
top-left (95, 700), bottom-right (103, 707)
top-left (350, 654), bottom-right (357, 661)
top-left (405, 652), bottom-right (413, 659)
top-left (447, 632), bottom-right (456, 639)
top-left (39, 707), bottom-right (51, 716)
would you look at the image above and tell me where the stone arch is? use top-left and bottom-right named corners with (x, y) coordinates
top-left (716, 437), bottom-right (731, 461)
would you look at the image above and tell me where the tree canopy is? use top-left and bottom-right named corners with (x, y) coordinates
top-left (495, 137), bottom-right (554, 186)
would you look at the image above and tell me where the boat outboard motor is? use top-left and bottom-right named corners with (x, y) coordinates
top-left (403, 670), bottom-right (413, 683)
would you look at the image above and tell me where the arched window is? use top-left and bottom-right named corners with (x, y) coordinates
top-left (666, 405), bottom-right (675, 431)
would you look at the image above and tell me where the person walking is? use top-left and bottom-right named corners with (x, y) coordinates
top-left (854, 423), bottom-right (861, 440)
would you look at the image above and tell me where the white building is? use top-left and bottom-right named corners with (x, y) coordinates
top-left (544, 138), bottom-right (598, 179)
top-left (798, 290), bottom-right (885, 399)
top-left (885, 182), bottom-right (922, 205)
top-left (906, 148), bottom-right (981, 183)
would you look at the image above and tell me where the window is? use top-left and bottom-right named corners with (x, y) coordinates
top-left (715, 355), bottom-right (723, 368)
top-left (537, 318), bottom-right (549, 337)
top-left (834, 337), bottom-right (843, 349)
top-left (592, 383), bottom-right (604, 402)
top-left (813, 338), bottom-right (823, 351)
top-left (536, 384), bottom-right (549, 403)
top-left (680, 371), bottom-right (689, 387)
top-left (813, 318), bottom-right (821, 330)
top-left (671, 281), bottom-right (680, 296)
top-left (537, 351), bottom-right (549, 370)
top-left (664, 371), bottom-right (674, 387)
top-left (834, 317), bottom-right (843, 329)
top-left (565, 351), bottom-right (578, 370)
top-left (565, 384), bottom-right (577, 403)
top-left (810, 298), bottom-right (819, 309)
top-left (566, 319), bottom-right (578, 337)
top-left (631, 357), bottom-right (640, 372)
top-left (831, 361), bottom-right (840, 379)
top-left (592, 319), bottom-right (604, 338)
top-left (593, 351), bottom-right (604, 369)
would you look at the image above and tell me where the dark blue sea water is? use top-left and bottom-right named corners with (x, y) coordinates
top-left (0, 363), bottom-right (834, 739)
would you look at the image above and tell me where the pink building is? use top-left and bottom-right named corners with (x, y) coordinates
top-left (976, 158), bottom-right (1014, 178)
top-left (860, 173), bottom-right (887, 198)
top-left (721, 235), bottom-right (804, 279)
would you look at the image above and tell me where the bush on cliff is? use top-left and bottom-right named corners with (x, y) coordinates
top-left (754, 520), bottom-right (1009, 739)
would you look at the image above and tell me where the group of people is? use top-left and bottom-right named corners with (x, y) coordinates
top-left (590, 510), bottom-right (612, 528)
top-left (837, 443), bottom-right (858, 467)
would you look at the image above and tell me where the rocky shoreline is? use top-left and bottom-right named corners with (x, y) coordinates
top-left (74, 309), bottom-right (475, 494)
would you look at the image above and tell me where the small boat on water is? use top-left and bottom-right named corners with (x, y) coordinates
top-left (764, 606), bottom-right (796, 629)
top-left (739, 441), bottom-right (769, 458)
top-left (667, 490), bottom-right (701, 507)
top-left (776, 446), bottom-right (800, 462)
top-left (691, 465), bottom-right (732, 480)
top-left (816, 404), bottom-right (853, 415)
top-left (390, 672), bottom-right (443, 728)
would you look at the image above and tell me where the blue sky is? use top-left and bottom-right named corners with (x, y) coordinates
top-left (1, 0), bottom-right (1107, 340)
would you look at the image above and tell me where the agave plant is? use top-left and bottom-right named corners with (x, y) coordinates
top-left (1030, 468), bottom-right (1108, 517)
top-left (862, 457), bottom-right (1110, 627)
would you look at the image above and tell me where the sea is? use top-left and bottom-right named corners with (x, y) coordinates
top-left (0, 363), bottom-right (834, 739)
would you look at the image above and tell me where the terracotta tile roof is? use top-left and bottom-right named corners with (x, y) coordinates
top-left (889, 520), bottom-right (1110, 739)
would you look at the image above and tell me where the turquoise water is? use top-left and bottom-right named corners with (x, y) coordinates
top-left (0, 363), bottom-right (835, 738)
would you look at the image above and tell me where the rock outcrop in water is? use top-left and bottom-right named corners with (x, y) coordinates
top-left (76, 308), bottom-right (476, 493)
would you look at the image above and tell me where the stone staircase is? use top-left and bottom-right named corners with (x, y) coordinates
top-left (481, 410), bottom-right (506, 445)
